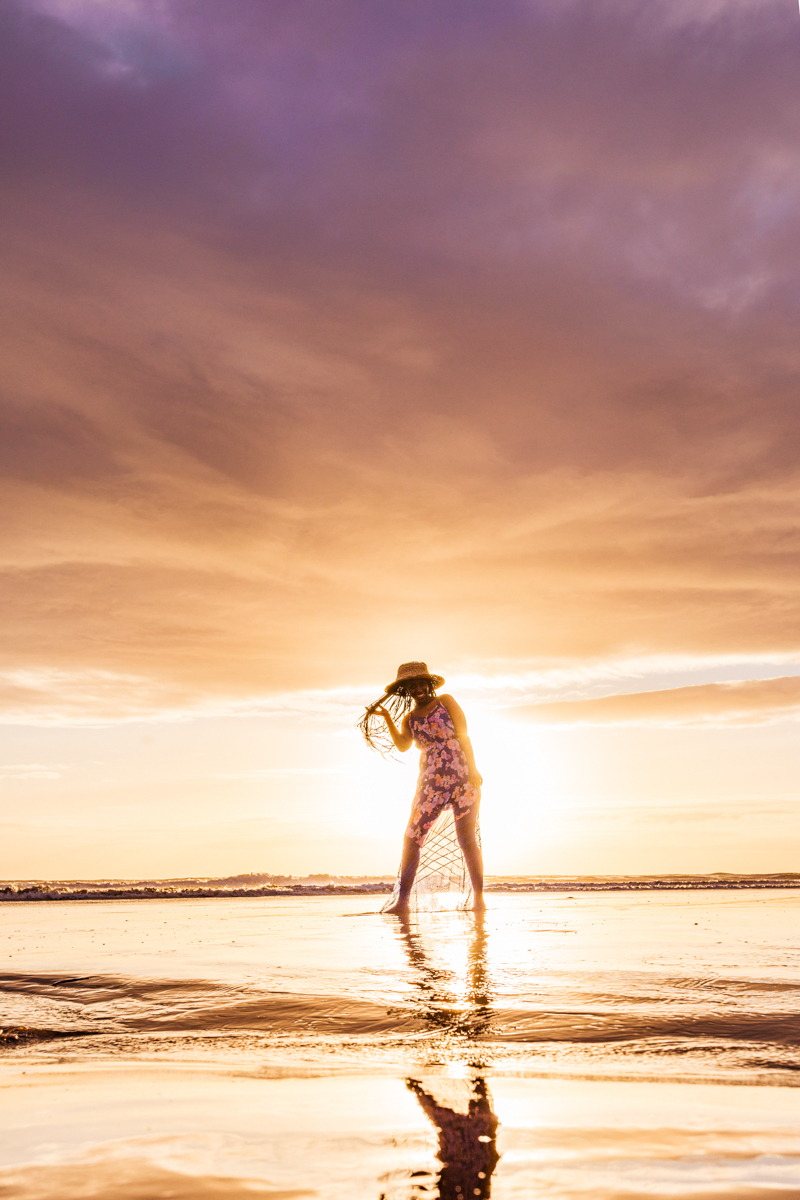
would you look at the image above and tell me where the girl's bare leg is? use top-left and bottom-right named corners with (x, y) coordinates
top-left (384, 835), bottom-right (420, 913)
top-left (455, 807), bottom-right (485, 911)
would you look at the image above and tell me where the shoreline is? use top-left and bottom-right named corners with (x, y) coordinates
top-left (3, 878), bottom-right (800, 901)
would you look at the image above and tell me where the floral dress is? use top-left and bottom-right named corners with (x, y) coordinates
top-left (405, 701), bottom-right (480, 845)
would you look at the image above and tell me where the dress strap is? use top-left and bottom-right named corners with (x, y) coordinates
top-left (409, 700), bottom-right (442, 726)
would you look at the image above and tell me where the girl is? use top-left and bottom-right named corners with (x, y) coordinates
top-left (360, 661), bottom-right (484, 913)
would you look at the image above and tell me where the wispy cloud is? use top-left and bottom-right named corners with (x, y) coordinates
top-left (518, 675), bottom-right (800, 727)
top-left (2, 0), bottom-right (800, 723)
top-left (213, 767), bottom-right (348, 780)
top-left (0, 762), bottom-right (64, 779)
top-left (5, 653), bottom-right (800, 726)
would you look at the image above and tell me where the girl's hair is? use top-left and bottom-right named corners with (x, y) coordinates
top-left (358, 679), bottom-right (435, 754)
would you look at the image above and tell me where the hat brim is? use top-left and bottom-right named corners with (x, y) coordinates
top-left (385, 673), bottom-right (445, 694)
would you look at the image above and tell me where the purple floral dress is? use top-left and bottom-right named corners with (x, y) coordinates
top-left (405, 702), bottom-right (480, 845)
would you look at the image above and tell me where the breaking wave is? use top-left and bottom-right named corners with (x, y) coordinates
top-left (2, 872), bottom-right (800, 900)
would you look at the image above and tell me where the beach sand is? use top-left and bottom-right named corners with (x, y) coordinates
top-left (2, 890), bottom-right (800, 1197)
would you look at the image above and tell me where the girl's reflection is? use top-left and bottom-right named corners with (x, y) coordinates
top-left (395, 911), bottom-right (492, 1037)
top-left (405, 1076), bottom-right (499, 1200)
top-left (387, 914), bottom-right (499, 1198)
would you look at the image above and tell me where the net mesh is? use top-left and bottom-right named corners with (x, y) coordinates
top-left (382, 806), bottom-right (480, 913)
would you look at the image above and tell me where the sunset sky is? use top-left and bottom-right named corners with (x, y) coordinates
top-left (2, 0), bottom-right (800, 879)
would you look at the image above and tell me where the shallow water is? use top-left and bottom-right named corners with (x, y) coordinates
top-left (2, 891), bottom-right (800, 1197)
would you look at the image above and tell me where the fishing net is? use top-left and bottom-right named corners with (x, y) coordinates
top-left (382, 806), bottom-right (480, 913)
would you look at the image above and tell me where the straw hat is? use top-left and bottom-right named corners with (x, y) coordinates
top-left (385, 661), bottom-right (445, 694)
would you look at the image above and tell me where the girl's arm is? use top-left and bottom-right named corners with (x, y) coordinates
top-left (440, 695), bottom-right (483, 787)
top-left (371, 706), bottom-right (413, 752)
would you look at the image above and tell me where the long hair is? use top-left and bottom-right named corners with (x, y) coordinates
top-left (358, 679), bottom-right (435, 754)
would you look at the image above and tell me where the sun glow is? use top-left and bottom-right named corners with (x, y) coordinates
top-left (467, 710), bottom-right (568, 872)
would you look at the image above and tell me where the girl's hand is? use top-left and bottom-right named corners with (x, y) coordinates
top-left (469, 769), bottom-right (483, 788)
top-left (369, 704), bottom-right (390, 721)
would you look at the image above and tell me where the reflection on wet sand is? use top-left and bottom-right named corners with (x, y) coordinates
top-left (404, 1076), bottom-right (499, 1200)
top-left (395, 912), bottom-right (493, 1038)
top-left (384, 914), bottom-right (500, 1199)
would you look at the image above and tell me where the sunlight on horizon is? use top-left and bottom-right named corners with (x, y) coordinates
top-left (2, 698), bottom-right (799, 879)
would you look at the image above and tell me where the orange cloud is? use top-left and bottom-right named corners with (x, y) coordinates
top-left (2, 0), bottom-right (800, 720)
top-left (517, 675), bottom-right (800, 727)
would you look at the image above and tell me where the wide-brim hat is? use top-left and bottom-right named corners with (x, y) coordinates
top-left (385, 661), bottom-right (445, 694)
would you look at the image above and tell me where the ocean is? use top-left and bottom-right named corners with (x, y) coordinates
top-left (3, 871), bottom-right (799, 900)
top-left (2, 885), bottom-right (800, 1198)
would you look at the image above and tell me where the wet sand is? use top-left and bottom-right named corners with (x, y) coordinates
top-left (2, 891), bottom-right (800, 1197)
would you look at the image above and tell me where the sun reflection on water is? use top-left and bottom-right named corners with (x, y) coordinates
top-left (380, 912), bottom-right (500, 1198)
top-left (394, 911), bottom-right (493, 1028)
